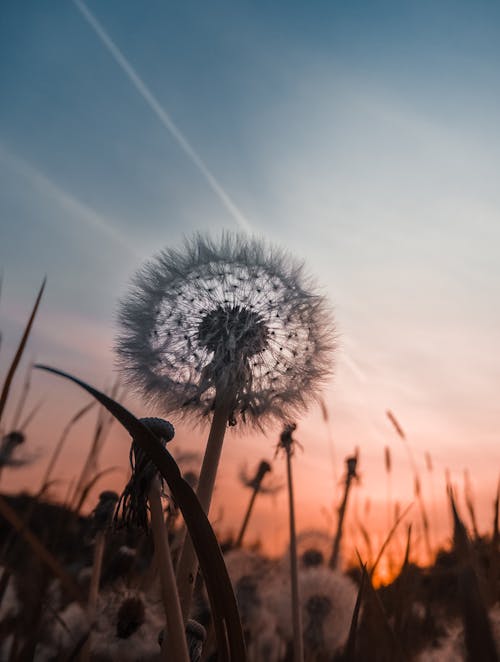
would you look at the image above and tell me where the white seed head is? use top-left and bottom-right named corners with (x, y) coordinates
top-left (270, 566), bottom-right (357, 655)
top-left (116, 233), bottom-right (335, 426)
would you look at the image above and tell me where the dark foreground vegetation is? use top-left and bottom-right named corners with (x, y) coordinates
top-left (0, 487), bottom-right (499, 661)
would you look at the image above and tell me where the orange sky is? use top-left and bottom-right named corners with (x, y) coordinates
top-left (1, 327), bottom-right (498, 579)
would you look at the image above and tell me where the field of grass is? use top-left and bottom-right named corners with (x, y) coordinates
top-left (0, 264), bottom-right (499, 662)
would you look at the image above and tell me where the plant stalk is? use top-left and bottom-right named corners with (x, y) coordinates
top-left (330, 453), bottom-right (357, 569)
top-left (285, 445), bottom-right (304, 662)
top-left (176, 400), bottom-right (230, 621)
top-left (81, 529), bottom-right (105, 662)
top-left (235, 487), bottom-right (259, 548)
top-left (149, 477), bottom-right (190, 662)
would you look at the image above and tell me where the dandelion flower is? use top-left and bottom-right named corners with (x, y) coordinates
top-left (223, 551), bottom-right (282, 662)
top-left (116, 233), bottom-right (335, 426)
top-left (224, 548), bottom-right (279, 586)
top-left (117, 232), bottom-right (335, 621)
top-left (271, 566), bottom-right (357, 657)
top-left (0, 431), bottom-right (33, 469)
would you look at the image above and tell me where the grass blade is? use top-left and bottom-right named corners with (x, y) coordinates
top-left (355, 549), bottom-right (406, 662)
top-left (39, 401), bottom-right (95, 492)
top-left (371, 503), bottom-right (413, 578)
top-left (342, 562), bottom-right (367, 660)
top-left (0, 278), bottom-right (46, 425)
top-left (449, 488), bottom-right (498, 662)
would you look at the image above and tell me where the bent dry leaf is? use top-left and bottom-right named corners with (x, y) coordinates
top-left (35, 363), bottom-right (246, 662)
top-left (0, 278), bottom-right (46, 424)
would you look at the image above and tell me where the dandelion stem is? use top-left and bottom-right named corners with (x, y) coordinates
top-left (236, 487), bottom-right (259, 548)
top-left (196, 402), bottom-right (230, 513)
top-left (285, 441), bottom-right (304, 662)
top-left (330, 452), bottom-right (358, 570)
top-left (81, 529), bottom-right (106, 662)
top-left (176, 401), bottom-right (230, 621)
top-left (88, 529), bottom-right (105, 621)
top-left (149, 476), bottom-right (190, 662)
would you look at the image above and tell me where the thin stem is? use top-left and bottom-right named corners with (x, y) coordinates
top-left (330, 472), bottom-right (354, 569)
top-left (286, 447), bottom-right (304, 662)
top-left (81, 529), bottom-right (106, 662)
top-left (39, 402), bottom-right (94, 493)
top-left (149, 477), bottom-right (190, 662)
top-left (386, 471), bottom-right (392, 533)
top-left (235, 487), bottom-right (258, 548)
top-left (176, 401), bottom-right (230, 621)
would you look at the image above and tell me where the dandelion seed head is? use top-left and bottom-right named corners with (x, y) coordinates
top-left (89, 588), bottom-right (164, 661)
top-left (116, 595), bottom-right (145, 639)
top-left (90, 490), bottom-right (119, 535)
top-left (301, 548), bottom-right (325, 568)
top-left (224, 548), bottom-right (278, 586)
top-left (0, 431), bottom-right (30, 468)
top-left (304, 594), bottom-right (333, 653)
top-left (240, 459), bottom-right (273, 491)
top-left (272, 567), bottom-right (357, 655)
top-left (116, 233), bottom-right (335, 426)
top-left (235, 574), bottom-right (261, 625)
top-left (284, 529), bottom-right (332, 570)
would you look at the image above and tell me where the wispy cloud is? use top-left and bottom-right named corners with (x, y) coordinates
top-left (0, 143), bottom-right (140, 257)
top-left (74, 0), bottom-right (252, 233)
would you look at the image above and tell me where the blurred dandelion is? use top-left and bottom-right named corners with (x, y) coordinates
top-left (0, 430), bottom-right (40, 481)
top-left (272, 566), bottom-right (357, 659)
top-left (224, 549), bottom-right (281, 660)
top-left (86, 588), bottom-right (166, 662)
top-left (283, 529), bottom-right (333, 571)
top-left (236, 459), bottom-right (283, 548)
top-left (83, 490), bottom-right (119, 662)
top-left (116, 595), bottom-right (146, 639)
top-left (0, 397), bottom-right (43, 478)
top-left (0, 431), bottom-right (26, 468)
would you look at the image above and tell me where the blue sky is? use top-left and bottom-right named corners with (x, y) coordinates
top-left (1, 1), bottom-right (500, 553)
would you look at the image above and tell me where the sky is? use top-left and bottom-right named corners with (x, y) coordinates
top-left (1, 0), bottom-right (500, 568)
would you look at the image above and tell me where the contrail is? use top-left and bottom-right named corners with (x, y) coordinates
top-left (73, 0), bottom-right (252, 233)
